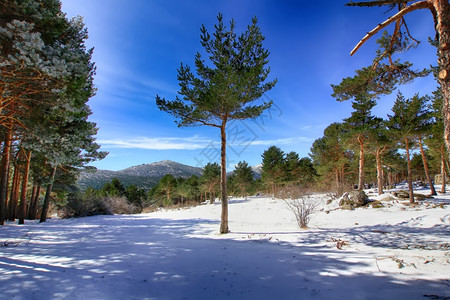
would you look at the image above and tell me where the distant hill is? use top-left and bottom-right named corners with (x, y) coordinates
top-left (78, 160), bottom-right (203, 190)
top-left (227, 164), bottom-right (262, 179)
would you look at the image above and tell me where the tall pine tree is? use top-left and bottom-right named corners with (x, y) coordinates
top-left (156, 14), bottom-right (276, 233)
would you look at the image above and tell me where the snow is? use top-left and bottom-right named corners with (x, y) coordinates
top-left (1, 185), bottom-right (449, 299)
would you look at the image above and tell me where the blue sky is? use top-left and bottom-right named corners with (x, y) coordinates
top-left (60, 0), bottom-right (437, 171)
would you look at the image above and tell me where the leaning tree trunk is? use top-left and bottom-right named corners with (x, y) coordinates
top-left (405, 137), bottom-right (415, 203)
top-left (220, 123), bottom-right (228, 234)
top-left (357, 135), bottom-right (365, 190)
top-left (0, 129), bottom-right (12, 225)
top-left (18, 150), bottom-right (31, 225)
top-left (418, 139), bottom-right (437, 195)
top-left (39, 166), bottom-right (57, 223)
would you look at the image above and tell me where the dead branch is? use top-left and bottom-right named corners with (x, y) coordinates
top-left (350, 0), bottom-right (433, 56)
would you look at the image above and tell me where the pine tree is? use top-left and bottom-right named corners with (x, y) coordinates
top-left (156, 14), bottom-right (276, 233)
top-left (310, 123), bottom-right (353, 193)
top-left (387, 92), bottom-right (432, 203)
top-left (233, 161), bottom-right (255, 198)
top-left (261, 146), bottom-right (285, 196)
top-left (201, 162), bottom-right (220, 204)
top-left (342, 94), bottom-right (381, 190)
top-left (343, 0), bottom-right (450, 162)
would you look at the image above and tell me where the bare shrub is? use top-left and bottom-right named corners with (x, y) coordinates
top-left (60, 194), bottom-right (136, 218)
top-left (279, 185), bottom-right (318, 229)
top-left (104, 196), bottom-right (137, 214)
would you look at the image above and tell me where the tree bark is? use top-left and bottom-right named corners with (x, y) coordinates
top-left (7, 162), bottom-right (20, 221)
top-left (434, 0), bottom-right (450, 162)
top-left (39, 166), bottom-right (57, 223)
top-left (357, 134), bottom-right (365, 190)
top-left (18, 150), bottom-right (31, 224)
top-left (376, 146), bottom-right (385, 195)
top-left (0, 129), bottom-right (12, 225)
top-left (28, 185), bottom-right (40, 220)
top-left (440, 144), bottom-right (447, 193)
top-left (405, 137), bottom-right (415, 203)
top-left (220, 124), bottom-right (228, 234)
top-left (418, 139), bottom-right (437, 195)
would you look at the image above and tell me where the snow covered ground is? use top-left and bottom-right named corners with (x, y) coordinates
top-left (1, 185), bottom-right (449, 299)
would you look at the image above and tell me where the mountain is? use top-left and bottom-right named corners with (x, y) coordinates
top-left (78, 160), bottom-right (203, 190)
top-left (226, 164), bottom-right (262, 179)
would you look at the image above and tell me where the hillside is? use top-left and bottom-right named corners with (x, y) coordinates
top-left (78, 160), bottom-right (203, 190)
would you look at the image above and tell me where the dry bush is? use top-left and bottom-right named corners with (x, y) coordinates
top-left (279, 185), bottom-right (318, 229)
top-left (104, 196), bottom-right (137, 214)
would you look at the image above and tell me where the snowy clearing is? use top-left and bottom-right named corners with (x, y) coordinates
top-left (1, 185), bottom-right (449, 299)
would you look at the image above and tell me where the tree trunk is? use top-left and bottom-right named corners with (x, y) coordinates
top-left (7, 163), bottom-right (20, 221)
top-left (357, 134), bottom-right (365, 190)
top-left (18, 150), bottom-right (31, 225)
top-left (432, 0), bottom-right (450, 161)
top-left (209, 186), bottom-right (214, 204)
top-left (28, 185), bottom-right (40, 220)
top-left (418, 139), bottom-right (437, 195)
top-left (0, 129), bottom-right (12, 225)
top-left (220, 124), bottom-right (228, 234)
top-left (440, 144), bottom-right (447, 193)
top-left (405, 137), bottom-right (415, 203)
top-left (39, 166), bottom-right (57, 223)
top-left (376, 147), bottom-right (384, 195)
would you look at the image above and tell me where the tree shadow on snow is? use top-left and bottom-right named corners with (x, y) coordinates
top-left (0, 215), bottom-right (448, 299)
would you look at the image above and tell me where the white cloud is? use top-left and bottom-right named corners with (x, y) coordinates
top-left (98, 136), bottom-right (214, 150)
top-left (98, 135), bottom-right (314, 151)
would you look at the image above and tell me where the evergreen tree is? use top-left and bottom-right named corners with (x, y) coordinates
top-left (387, 92), bottom-right (431, 203)
top-left (310, 123), bottom-right (353, 193)
top-left (297, 157), bottom-right (318, 187)
top-left (0, 1), bottom-right (106, 224)
top-left (426, 88), bottom-right (448, 193)
top-left (156, 13), bottom-right (276, 233)
top-left (232, 161), bottom-right (254, 198)
top-left (342, 94), bottom-right (381, 190)
top-left (158, 174), bottom-right (176, 207)
top-left (343, 0), bottom-right (450, 161)
top-left (201, 162), bottom-right (220, 204)
top-left (261, 146), bottom-right (284, 196)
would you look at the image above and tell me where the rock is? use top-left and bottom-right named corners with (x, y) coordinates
top-left (369, 200), bottom-right (384, 208)
top-left (392, 190), bottom-right (410, 198)
top-left (339, 191), bottom-right (368, 210)
top-left (391, 190), bottom-right (433, 201)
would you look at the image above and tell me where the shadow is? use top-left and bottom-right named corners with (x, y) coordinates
top-left (0, 214), bottom-right (449, 299)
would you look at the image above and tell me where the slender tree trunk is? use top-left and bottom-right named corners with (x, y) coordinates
top-left (376, 147), bottom-right (385, 195)
top-left (418, 139), bottom-right (437, 195)
top-left (40, 166), bottom-right (57, 223)
top-left (220, 124), bottom-right (228, 234)
top-left (441, 144), bottom-right (447, 193)
top-left (28, 185), bottom-right (40, 220)
top-left (335, 168), bottom-right (340, 191)
top-left (405, 137), bottom-right (415, 203)
top-left (209, 186), bottom-right (214, 204)
top-left (7, 163), bottom-right (20, 221)
top-left (357, 135), bottom-right (365, 190)
top-left (0, 129), bottom-right (12, 225)
top-left (18, 150), bottom-right (31, 225)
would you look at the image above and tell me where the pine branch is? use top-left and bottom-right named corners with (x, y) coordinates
top-left (350, 0), bottom-right (433, 56)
